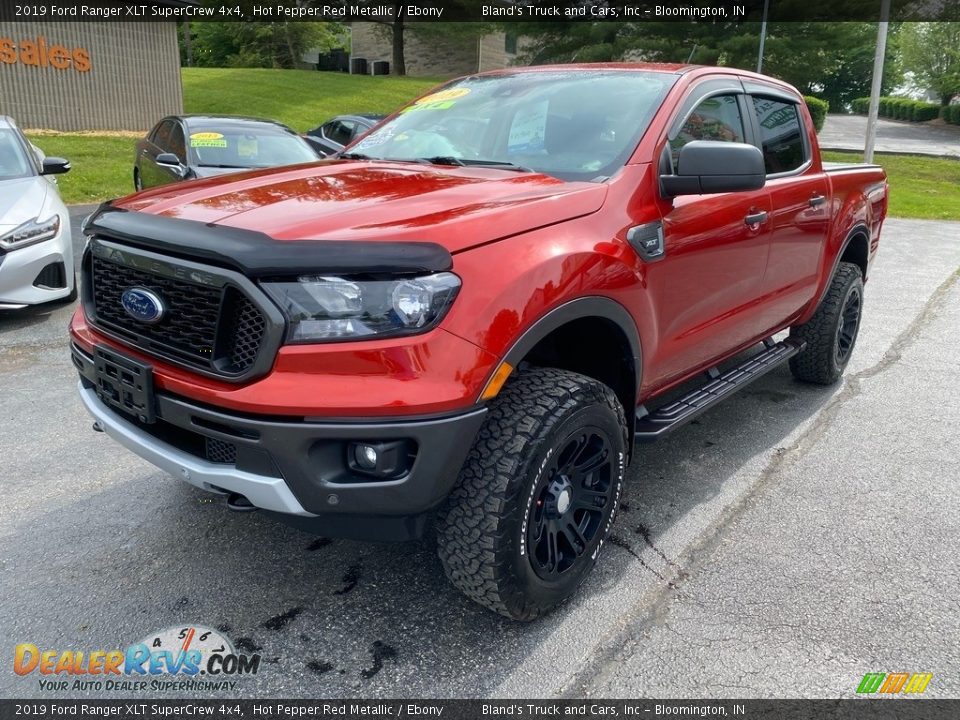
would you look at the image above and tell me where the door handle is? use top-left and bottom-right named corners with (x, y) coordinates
top-left (744, 211), bottom-right (768, 226)
top-left (809, 194), bottom-right (826, 207)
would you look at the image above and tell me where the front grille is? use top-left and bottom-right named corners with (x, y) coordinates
top-left (89, 252), bottom-right (266, 376)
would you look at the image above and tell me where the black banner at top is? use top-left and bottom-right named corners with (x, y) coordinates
top-left (0, 0), bottom-right (958, 23)
top-left (0, 700), bottom-right (959, 720)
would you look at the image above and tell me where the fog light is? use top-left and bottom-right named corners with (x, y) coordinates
top-left (347, 440), bottom-right (415, 479)
top-left (354, 444), bottom-right (379, 469)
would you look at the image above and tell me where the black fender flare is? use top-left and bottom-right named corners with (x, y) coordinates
top-left (500, 296), bottom-right (642, 436)
top-left (815, 222), bottom-right (870, 310)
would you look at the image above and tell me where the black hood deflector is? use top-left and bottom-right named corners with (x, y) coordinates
top-left (85, 204), bottom-right (453, 278)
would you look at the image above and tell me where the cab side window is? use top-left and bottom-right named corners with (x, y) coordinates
top-left (168, 123), bottom-right (186, 162)
top-left (151, 120), bottom-right (172, 151)
top-left (752, 97), bottom-right (806, 175)
top-left (670, 94), bottom-right (746, 168)
top-left (324, 120), bottom-right (356, 146)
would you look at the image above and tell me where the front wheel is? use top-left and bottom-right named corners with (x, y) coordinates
top-left (789, 261), bottom-right (864, 385)
top-left (436, 367), bottom-right (627, 621)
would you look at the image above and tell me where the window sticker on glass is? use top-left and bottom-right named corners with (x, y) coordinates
top-left (508, 100), bottom-right (548, 154)
top-left (237, 137), bottom-right (258, 158)
top-left (401, 87), bottom-right (471, 113)
top-left (190, 132), bottom-right (227, 148)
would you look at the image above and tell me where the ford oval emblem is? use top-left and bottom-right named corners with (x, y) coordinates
top-left (120, 287), bottom-right (165, 324)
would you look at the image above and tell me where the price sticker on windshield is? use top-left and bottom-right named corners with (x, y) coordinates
top-left (402, 87), bottom-right (471, 113)
top-left (190, 132), bottom-right (227, 148)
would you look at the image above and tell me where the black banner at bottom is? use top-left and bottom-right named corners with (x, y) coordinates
top-left (1, 700), bottom-right (958, 720)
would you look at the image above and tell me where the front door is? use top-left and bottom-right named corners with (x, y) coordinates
top-left (646, 91), bottom-right (774, 388)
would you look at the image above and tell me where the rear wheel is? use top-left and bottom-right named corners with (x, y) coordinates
top-left (789, 261), bottom-right (864, 385)
top-left (436, 367), bottom-right (627, 621)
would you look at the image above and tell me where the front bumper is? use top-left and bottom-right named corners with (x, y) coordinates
top-left (73, 344), bottom-right (486, 540)
top-left (0, 222), bottom-right (74, 306)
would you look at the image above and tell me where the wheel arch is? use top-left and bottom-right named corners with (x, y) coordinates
top-left (500, 297), bottom-right (642, 441)
top-left (804, 222), bottom-right (870, 323)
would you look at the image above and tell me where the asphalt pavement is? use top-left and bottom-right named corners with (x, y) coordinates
top-left (820, 114), bottom-right (960, 158)
top-left (0, 208), bottom-right (957, 699)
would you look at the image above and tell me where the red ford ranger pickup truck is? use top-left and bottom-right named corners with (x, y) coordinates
top-left (70, 64), bottom-right (887, 620)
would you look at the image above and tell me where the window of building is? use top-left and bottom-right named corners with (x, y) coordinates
top-left (504, 34), bottom-right (518, 55)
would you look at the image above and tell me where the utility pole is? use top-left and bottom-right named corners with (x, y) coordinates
top-left (757, 0), bottom-right (769, 73)
top-left (864, 0), bottom-right (891, 163)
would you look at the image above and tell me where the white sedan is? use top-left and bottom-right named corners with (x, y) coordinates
top-left (0, 116), bottom-right (75, 309)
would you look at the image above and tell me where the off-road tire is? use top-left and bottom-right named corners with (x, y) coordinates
top-left (436, 367), bottom-right (628, 621)
top-left (789, 261), bottom-right (864, 385)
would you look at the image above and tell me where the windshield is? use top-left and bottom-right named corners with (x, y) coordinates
top-left (349, 70), bottom-right (676, 181)
top-left (0, 129), bottom-right (34, 181)
top-left (188, 130), bottom-right (317, 169)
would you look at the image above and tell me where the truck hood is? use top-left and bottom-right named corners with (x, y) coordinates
top-left (115, 161), bottom-right (608, 253)
top-left (0, 176), bottom-right (49, 231)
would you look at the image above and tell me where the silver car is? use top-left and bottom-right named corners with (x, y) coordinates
top-left (0, 116), bottom-right (74, 309)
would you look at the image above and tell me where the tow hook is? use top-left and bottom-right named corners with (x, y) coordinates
top-left (226, 493), bottom-right (258, 512)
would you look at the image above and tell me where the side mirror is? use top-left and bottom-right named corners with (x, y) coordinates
top-left (156, 152), bottom-right (182, 167)
top-left (156, 152), bottom-right (186, 178)
top-left (41, 157), bottom-right (71, 175)
top-left (660, 141), bottom-right (765, 198)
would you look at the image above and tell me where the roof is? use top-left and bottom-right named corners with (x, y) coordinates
top-left (475, 62), bottom-right (701, 77)
top-left (175, 115), bottom-right (297, 133)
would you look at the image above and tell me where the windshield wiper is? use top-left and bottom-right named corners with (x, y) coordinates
top-left (416, 156), bottom-right (534, 172)
top-left (198, 164), bottom-right (249, 169)
top-left (337, 152), bottom-right (375, 160)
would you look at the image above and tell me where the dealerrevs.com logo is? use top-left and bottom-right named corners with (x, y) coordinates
top-left (14, 625), bottom-right (261, 693)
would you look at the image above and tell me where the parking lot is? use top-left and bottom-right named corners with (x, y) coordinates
top-left (1, 210), bottom-right (957, 698)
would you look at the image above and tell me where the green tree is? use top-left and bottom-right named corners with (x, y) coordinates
top-left (900, 22), bottom-right (960, 105)
top-left (514, 21), bottom-right (900, 111)
top-left (184, 22), bottom-right (344, 69)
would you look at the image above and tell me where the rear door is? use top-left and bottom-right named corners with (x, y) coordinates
top-left (745, 85), bottom-right (830, 328)
top-left (648, 80), bottom-right (774, 386)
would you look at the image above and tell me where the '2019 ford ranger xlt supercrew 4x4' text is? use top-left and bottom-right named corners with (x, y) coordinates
top-left (70, 64), bottom-right (887, 620)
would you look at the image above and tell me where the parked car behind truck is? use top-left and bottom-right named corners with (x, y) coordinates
top-left (71, 64), bottom-right (887, 620)
top-left (0, 116), bottom-right (74, 309)
top-left (134, 115), bottom-right (321, 190)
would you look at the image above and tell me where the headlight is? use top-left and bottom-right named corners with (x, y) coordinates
top-left (263, 272), bottom-right (461, 343)
top-left (0, 215), bottom-right (61, 251)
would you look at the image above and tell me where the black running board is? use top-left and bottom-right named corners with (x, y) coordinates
top-left (634, 337), bottom-right (805, 443)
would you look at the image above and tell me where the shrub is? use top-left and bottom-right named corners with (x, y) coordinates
top-left (851, 97), bottom-right (871, 114)
top-left (946, 105), bottom-right (960, 125)
top-left (911, 102), bottom-right (940, 122)
top-left (804, 96), bottom-right (829, 133)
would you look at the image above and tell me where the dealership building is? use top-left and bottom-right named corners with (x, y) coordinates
top-left (0, 21), bottom-right (182, 131)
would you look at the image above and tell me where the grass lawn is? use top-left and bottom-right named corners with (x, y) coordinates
top-left (26, 68), bottom-right (444, 205)
top-left (823, 151), bottom-right (960, 221)
top-left (181, 67), bottom-right (442, 132)
top-left (25, 133), bottom-right (137, 205)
